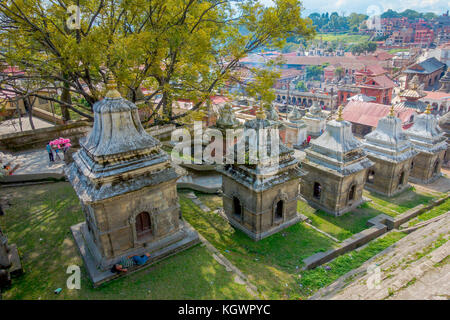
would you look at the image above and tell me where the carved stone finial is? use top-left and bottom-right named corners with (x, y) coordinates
top-left (389, 104), bottom-right (395, 117)
top-left (425, 104), bottom-right (432, 115)
top-left (256, 104), bottom-right (266, 120)
top-left (336, 105), bottom-right (344, 121)
top-left (105, 73), bottom-right (121, 99)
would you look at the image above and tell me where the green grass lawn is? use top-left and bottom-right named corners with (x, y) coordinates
top-left (388, 48), bottom-right (409, 54)
top-left (316, 33), bottom-right (370, 44)
top-left (408, 198), bottom-right (450, 227)
top-left (0, 183), bottom-right (254, 300)
top-left (297, 201), bottom-right (381, 241)
top-left (181, 191), bottom-right (409, 299)
top-left (363, 187), bottom-right (440, 217)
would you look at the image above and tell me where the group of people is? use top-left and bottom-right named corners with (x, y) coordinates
top-left (46, 138), bottom-right (71, 163)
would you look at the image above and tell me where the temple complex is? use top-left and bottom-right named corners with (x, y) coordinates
top-left (219, 105), bottom-right (306, 240)
top-left (302, 99), bottom-right (327, 138)
top-left (394, 75), bottom-right (428, 112)
top-left (300, 107), bottom-right (374, 216)
top-left (283, 105), bottom-right (307, 149)
top-left (66, 77), bottom-right (199, 286)
top-left (405, 105), bottom-right (448, 183)
top-left (363, 106), bottom-right (417, 196)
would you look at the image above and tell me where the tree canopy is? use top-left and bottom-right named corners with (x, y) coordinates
top-left (0, 0), bottom-right (314, 124)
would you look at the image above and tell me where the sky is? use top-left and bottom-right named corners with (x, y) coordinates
top-left (260, 0), bottom-right (450, 15)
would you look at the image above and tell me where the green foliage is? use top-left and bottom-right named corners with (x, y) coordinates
top-left (305, 64), bottom-right (328, 81)
top-left (350, 41), bottom-right (377, 55)
top-left (0, 0), bottom-right (315, 123)
top-left (295, 81), bottom-right (307, 91)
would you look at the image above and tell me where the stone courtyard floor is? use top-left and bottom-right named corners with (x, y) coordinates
top-left (0, 149), bottom-right (65, 175)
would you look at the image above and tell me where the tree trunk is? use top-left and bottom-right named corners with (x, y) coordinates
top-left (15, 101), bottom-right (23, 132)
top-left (24, 97), bottom-right (35, 130)
top-left (60, 77), bottom-right (72, 123)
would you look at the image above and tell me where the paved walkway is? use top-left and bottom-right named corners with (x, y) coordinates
top-left (0, 149), bottom-right (65, 175)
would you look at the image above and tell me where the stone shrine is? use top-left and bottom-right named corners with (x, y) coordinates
top-left (219, 105), bottom-right (306, 240)
top-left (300, 107), bottom-right (374, 216)
top-left (302, 99), bottom-right (327, 138)
top-left (394, 75), bottom-right (427, 112)
top-left (405, 105), bottom-right (447, 184)
top-left (363, 106), bottom-right (417, 196)
top-left (283, 106), bottom-right (307, 149)
top-left (67, 77), bottom-right (199, 286)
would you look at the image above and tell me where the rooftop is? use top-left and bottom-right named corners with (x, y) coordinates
top-left (404, 57), bottom-right (446, 75)
top-left (343, 101), bottom-right (416, 128)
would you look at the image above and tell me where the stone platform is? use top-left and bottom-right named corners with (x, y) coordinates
top-left (71, 220), bottom-right (200, 287)
top-left (7, 244), bottom-right (23, 277)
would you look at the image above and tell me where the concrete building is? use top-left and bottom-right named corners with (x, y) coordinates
top-left (219, 106), bottom-right (306, 240)
top-left (300, 107), bottom-right (374, 216)
top-left (363, 106), bottom-right (417, 196)
top-left (405, 105), bottom-right (447, 184)
top-left (67, 77), bottom-right (199, 285)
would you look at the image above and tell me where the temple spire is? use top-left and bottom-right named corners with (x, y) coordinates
top-left (105, 73), bottom-right (121, 99)
top-left (336, 105), bottom-right (344, 121)
top-left (389, 104), bottom-right (395, 117)
top-left (256, 104), bottom-right (266, 120)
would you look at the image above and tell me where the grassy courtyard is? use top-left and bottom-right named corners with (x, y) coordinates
top-left (297, 201), bottom-right (381, 241)
top-left (181, 191), bottom-right (410, 299)
top-left (363, 187), bottom-right (441, 217)
top-left (1, 182), bottom-right (444, 300)
top-left (0, 183), bottom-right (254, 300)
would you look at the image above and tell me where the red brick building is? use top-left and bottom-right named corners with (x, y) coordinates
top-left (357, 75), bottom-right (395, 105)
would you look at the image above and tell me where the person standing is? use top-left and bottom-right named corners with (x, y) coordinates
top-left (46, 143), bottom-right (54, 162)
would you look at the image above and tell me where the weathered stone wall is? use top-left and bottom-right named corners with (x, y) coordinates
top-left (410, 150), bottom-right (445, 183)
top-left (300, 163), bottom-right (369, 216)
top-left (84, 179), bottom-right (180, 260)
top-left (222, 175), bottom-right (300, 240)
top-left (365, 156), bottom-right (413, 196)
top-left (31, 107), bottom-right (65, 125)
top-left (0, 121), bottom-right (91, 152)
